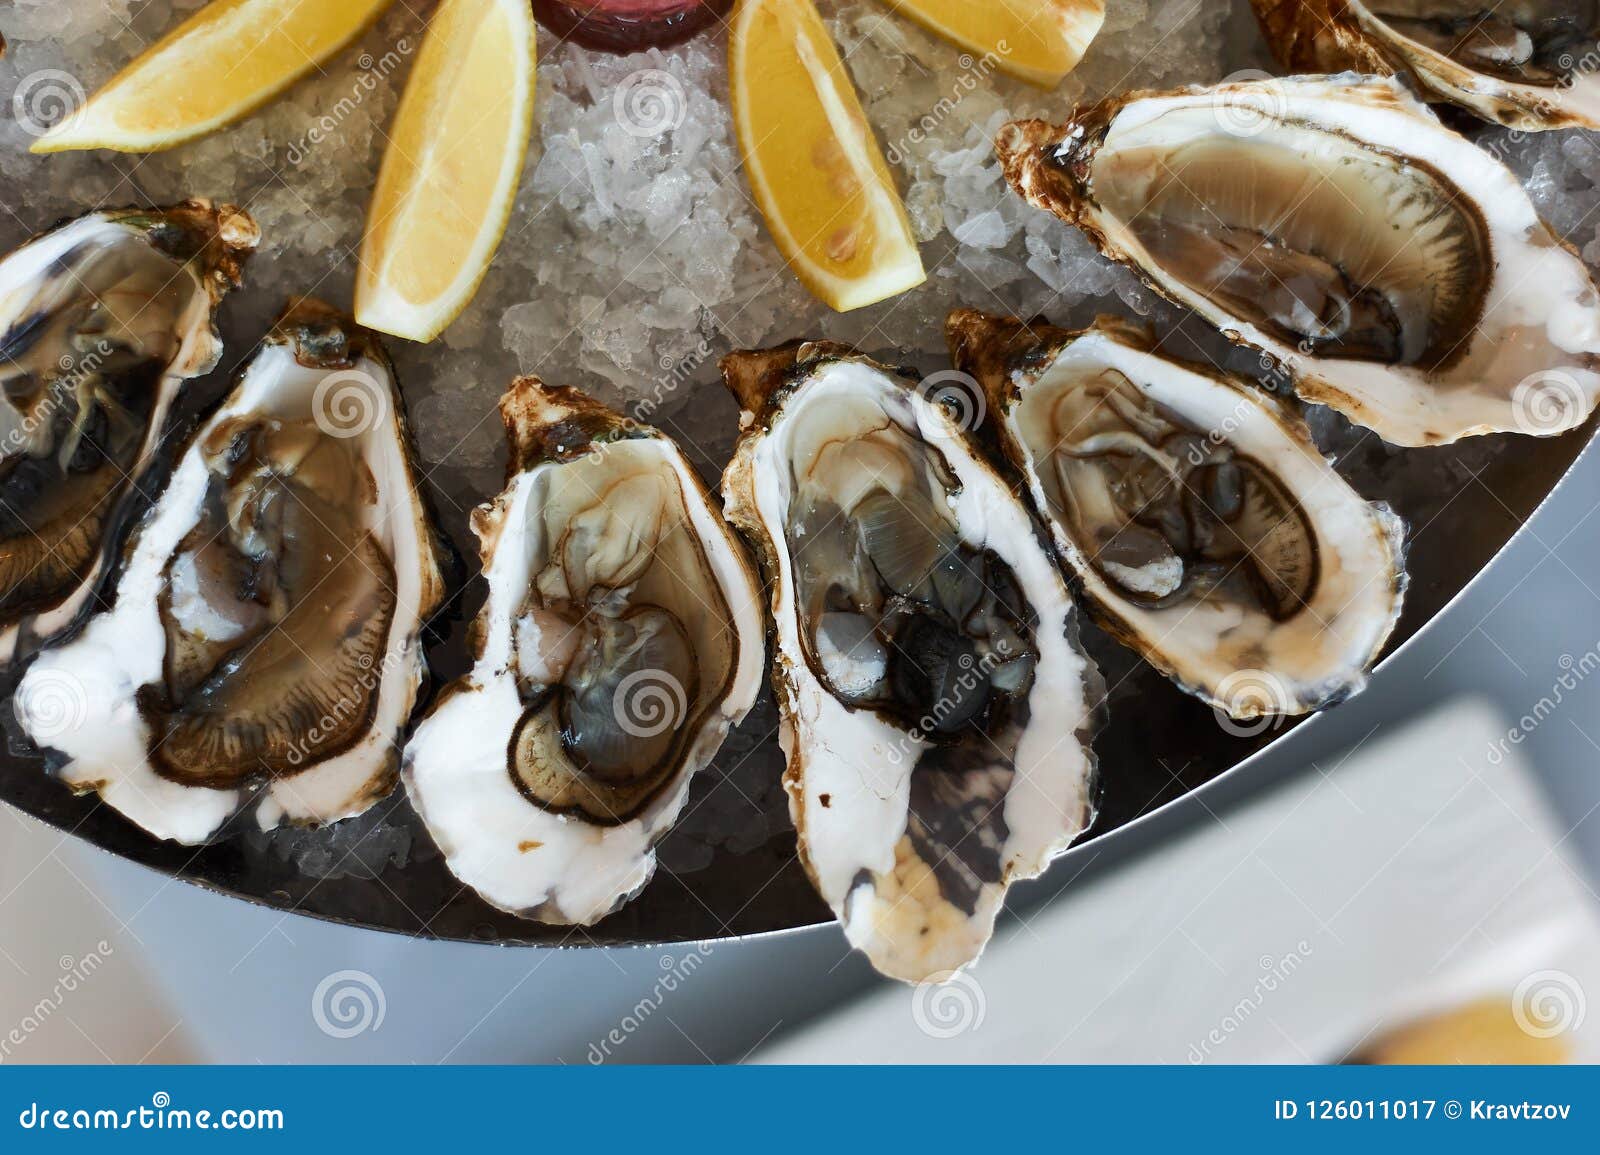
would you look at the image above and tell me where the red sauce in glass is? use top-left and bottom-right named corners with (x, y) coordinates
top-left (530, 0), bottom-right (734, 52)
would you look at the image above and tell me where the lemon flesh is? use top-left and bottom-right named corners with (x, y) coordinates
top-left (32, 0), bottom-right (394, 153)
top-left (731, 0), bottom-right (926, 313)
top-left (355, 0), bottom-right (536, 343)
top-left (874, 0), bottom-right (1106, 88)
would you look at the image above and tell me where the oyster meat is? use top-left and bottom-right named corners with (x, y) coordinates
top-left (1253, 0), bottom-right (1600, 130)
top-left (403, 379), bottom-right (765, 926)
top-left (15, 300), bottom-right (448, 844)
top-left (949, 309), bottom-right (1407, 718)
top-left (997, 74), bottom-right (1600, 446)
top-left (0, 201), bottom-right (257, 664)
top-left (720, 342), bottom-right (1100, 983)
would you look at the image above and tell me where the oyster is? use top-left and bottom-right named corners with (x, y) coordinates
top-left (404, 379), bottom-right (765, 926)
top-left (996, 75), bottom-right (1600, 446)
top-left (949, 309), bottom-right (1407, 718)
top-left (0, 201), bottom-right (257, 664)
top-left (1253, 1), bottom-right (1600, 130)
top-left (15, 300), bottom-right (448, 844)
top-left (720, 342), bottom-right (1100, 983)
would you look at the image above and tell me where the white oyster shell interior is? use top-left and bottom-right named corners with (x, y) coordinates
top-left (997, 322), bottom-right (1406, 716)
top-left (404, 406), bottom-right (765, 927)
top-left (1032, 76), bottom-right (1600, 445)
top-left (15, 330), bottom-right (438, 844)
top-left (725, 355), bottom-right (1099, 983)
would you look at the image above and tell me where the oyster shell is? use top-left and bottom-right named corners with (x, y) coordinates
top-left (0, 201), bottom-right (257, 664)
top-left (720, 342), bottom-right (1100, 983)
top-left (949, 309), bottom-right (1407, 718)
top-left (15, 300), bottom-right (448, 844)
top-left (996, 74), bottom-right (1600, 446)
top-left (403, 378), bottom-right (765, 926)
top-left (1252, 0), bottom-right (1600, 130)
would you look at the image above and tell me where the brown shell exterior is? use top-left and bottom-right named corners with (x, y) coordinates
top-left (1248, 0), bottom-right (1600, 130)
top-left (101, 199), bottom-right (260, 309)
top-left (495, 375), bottom-right (648, 478)
top-left (271, 295), bottom-right (390, 370)
top-left (1251, 0), bottom-right (1391, 74)
top-left (718, 339), bottom-right (873, 423)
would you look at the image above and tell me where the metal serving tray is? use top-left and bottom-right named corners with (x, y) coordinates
top-left (2, 316), bottom-right (1593, 948)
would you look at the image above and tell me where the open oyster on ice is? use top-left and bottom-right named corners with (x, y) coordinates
top-left (1252, 0), bottom-right (1600, 130)
top-left (720, 342), bottom-right (1100, 983)
top-left (949, 309), bottom-right (1406, 718)
top-left (0, 201), bottom-right (257, 664)
top-left (404, 379), bottom-right (765, 926)
top-left (996, 75), bottom-right (1600, 446)
top-left (15, 300), bottom-right (448, 844)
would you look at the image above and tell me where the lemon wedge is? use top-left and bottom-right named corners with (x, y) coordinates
top-left (873, 0), bottom-right (1105, 88)
top-left (31, 0), bottom-right (393, 153)
top-left (731, 0), bottom-right (925, 312)
top-left (355, 0), bottom-right (536, 343)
